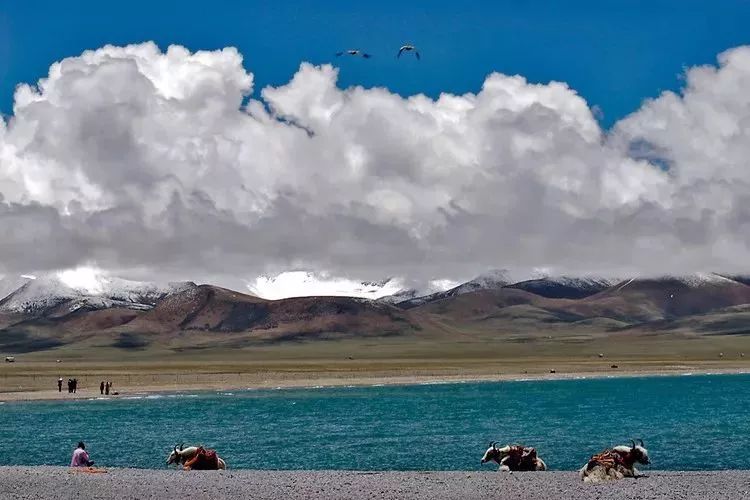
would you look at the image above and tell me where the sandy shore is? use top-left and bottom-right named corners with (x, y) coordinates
top-left (2, 366), bottom-right (749, 402)
top-left (0, 467), bottom-right (747, 500)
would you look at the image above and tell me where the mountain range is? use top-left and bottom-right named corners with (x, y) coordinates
top-left (2, 271), bottom-right (750, 354)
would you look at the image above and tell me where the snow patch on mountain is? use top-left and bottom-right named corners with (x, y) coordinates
top-left (392, 270), bottom-right (512, 308)
top-left (670, 272), bottom-right (740, 288)
top-left (0, 275), bottom-right (34, 302)
top-left (450, 269), bottom-right (511, 294)
top-left (531, 275), bottom-right (622, 288)
top-left (507, 274), bottom-right (623, 299)
top-left (376, 279), bottom-right (460, 305)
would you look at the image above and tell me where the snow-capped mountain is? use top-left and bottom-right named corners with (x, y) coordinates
top-left (507, 275), bottom-right (622, 299)
top-left (0, 274), bottom-right (195, 315)
top-left (447, 269), bottom-right (511, 295)
top-left (0, 276), bottom-right (79, 314)
top-left (668, 272), bottom-right (740, 288)
top-left (6, 268), bottom-right (750, 355)
top-left (394, 270), bottom-right (512, 308)
top-left (390, 270), bottom-right (750, 307)
top-left (375, 288), bottom-right (421, 305)
top-left (91, 276), bottom-right (195, 305)
top-left (376, 279), bottom-right (459, 305)
top-left (607, 273), bottom-right (746, 294)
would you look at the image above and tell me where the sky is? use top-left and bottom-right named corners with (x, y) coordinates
top-left (3, 0), bottom-right (750, 127)
top-left (2, 1), bottom-right (750, 298)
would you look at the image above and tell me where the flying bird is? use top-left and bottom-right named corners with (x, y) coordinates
top-left (336, 49), bottom-right (372, 58)
top-left (397, 45), bottom-right (420, 60)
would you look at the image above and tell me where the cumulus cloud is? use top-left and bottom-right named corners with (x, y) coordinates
top-left (1, 42), bottom-right (750, 294)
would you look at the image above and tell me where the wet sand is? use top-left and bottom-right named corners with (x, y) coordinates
top-left (0, 467), bottom-right (747, 500)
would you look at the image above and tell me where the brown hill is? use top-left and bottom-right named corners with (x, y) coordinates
top-left (407, 275), bottom-right (750, 336)
top-left (0, 285), bottom-right (420, 352)
top-left (555, 276), bottom-right (750, 323)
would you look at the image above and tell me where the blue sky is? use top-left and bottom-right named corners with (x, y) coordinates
top-left (1, 0), bottom-right (749, 127)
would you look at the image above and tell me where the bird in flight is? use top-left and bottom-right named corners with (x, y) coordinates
top-left (336, 49), bottom-right (372, 58)
top-left (397, 45), bottom-right (420, 60)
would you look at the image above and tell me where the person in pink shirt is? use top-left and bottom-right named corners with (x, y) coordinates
top-left (70, 442), bottom-right (95, 467)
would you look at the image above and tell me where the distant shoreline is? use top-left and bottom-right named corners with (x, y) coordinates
top-left (2, 366), bottom-right (749, 403)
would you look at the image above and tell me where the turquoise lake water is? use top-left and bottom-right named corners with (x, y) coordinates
top-left (1, 374), bottom-right (749, 470)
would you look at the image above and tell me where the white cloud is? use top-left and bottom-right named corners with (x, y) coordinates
top-left (1, 42), bottom-right (750, 295)
top-left (247, 271), bottom-right (405, 300)
top-left (247, 271), bottom-right (460, 300)
top-left (56, 266), bottom-right (107, 294)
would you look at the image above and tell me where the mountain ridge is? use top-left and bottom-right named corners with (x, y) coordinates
top-left (3, 271), bottom-right (750, 354)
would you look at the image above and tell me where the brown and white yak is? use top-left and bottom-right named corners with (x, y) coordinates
top-left (579, 439), bottom-right (650, 483)
top-left (166, 444), bottom-right (227, 470)
top-left (481, 442), bottom-right (547, 471)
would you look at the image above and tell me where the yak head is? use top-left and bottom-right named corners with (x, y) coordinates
top-left (613, 439), bottom-right (650, 466)
top-left (628, 439), bottom-right (650, 465)
top-left (481, 442), bottom-right (511, 464)
top-left (166, 443), bottom-right (185, 465)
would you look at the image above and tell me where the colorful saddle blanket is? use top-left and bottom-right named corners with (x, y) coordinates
top-left (185, 447), bottom-right (219, 470)
top-left (586, 450), bottom-right (627, 471)
top-left (505, 446), bottom-right (539, 470)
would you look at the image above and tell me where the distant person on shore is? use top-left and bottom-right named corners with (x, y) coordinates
top-left (70, 442), bottom-right (94, 467)
top-left (58, 377), bottom-right (63, 392)
top-left (105, 382), bottom-right (110, 395)
top-left (100, 381), bottom-right (105, 395)
top-left (72, 378), bottom-right (78, 393)
top-left (67, 379), bottom-right (72, 394)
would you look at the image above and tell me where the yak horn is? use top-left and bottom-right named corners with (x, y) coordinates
top-left (179, 443), bottom-right (184, 451)
top-left (637, 439), bottom-right (645, 447)
top-left (630, 439), bottom-right (636, 449)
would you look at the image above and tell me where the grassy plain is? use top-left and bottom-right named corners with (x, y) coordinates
top-left (3, 331), bottom-right (750, 400)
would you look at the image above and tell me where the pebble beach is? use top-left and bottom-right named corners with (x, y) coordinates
top-left (1, 467), bottom-right (748, 500)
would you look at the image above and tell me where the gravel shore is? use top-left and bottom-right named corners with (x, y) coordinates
top-left (1, 467), bottom-right (748, 500)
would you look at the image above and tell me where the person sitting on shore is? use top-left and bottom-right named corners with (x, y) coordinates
top-left (70, 442), bottom-right (95, 467)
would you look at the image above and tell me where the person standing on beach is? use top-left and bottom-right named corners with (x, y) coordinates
top-left (105, 382), bottom-right (110, 395)
top-left (58, 377), bottom-right (63, 392)
top-left (72, 378), bottom-right (77, 393)
top-left (70, 442), bottom-right (94, 467)
top-left (100, 381), bottom-right (105, 395)
top-left (67, 379), bottom-right (72, 393)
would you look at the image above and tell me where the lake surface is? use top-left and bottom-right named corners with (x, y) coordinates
top-left (1, 374), bottom-right (749, 470)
